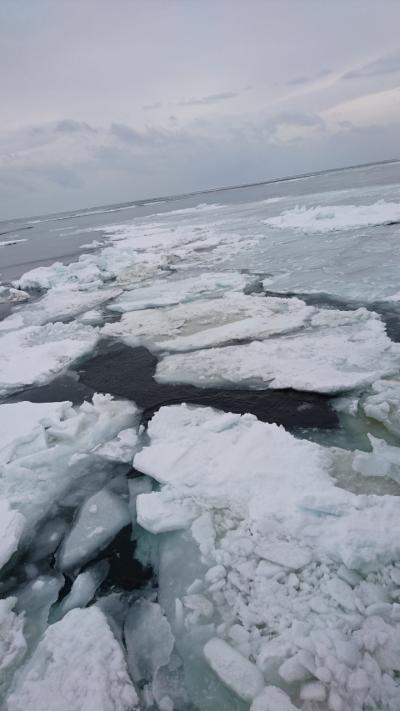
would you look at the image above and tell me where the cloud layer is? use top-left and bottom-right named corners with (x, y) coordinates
top-left (1, 0), bottom-right (400, 218)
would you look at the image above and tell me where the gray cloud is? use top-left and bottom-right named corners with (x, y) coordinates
top-left (143, 102), bottom-right (164, 111)
top-left (287, 69), bottom-right (331, 87)
top-left (343, 51), bottom-right (400, 80)
top-left (1, 0), bottom-right (400, 217)
top-left (177, 91), bottom-right (238, 107)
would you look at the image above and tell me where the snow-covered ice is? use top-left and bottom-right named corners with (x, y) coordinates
top-left (0, 321), bottom-right (99, 396)
top-left (6, 606), bottom-right (139, 711)
top-left (156, 307), bottom-right (400, 393)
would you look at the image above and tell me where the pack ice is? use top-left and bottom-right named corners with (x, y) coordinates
top-left (0, 395), bottom-right (138, 569)
top-left (133, 404), bottom-right (400, 711)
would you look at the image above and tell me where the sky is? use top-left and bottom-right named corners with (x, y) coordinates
top-left (1, 0), bottom-right (400, 219)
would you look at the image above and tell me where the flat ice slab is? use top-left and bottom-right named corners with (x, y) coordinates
top-left (6, 606), bottom-right (138, 711)
top-left (156, 308), bottom-right (400, 393)
top-left (104, 293), bottom-right (313, 352)
top-left (107, 271), bottom-right (247, 312)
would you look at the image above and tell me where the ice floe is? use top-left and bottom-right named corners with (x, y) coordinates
top-left (133, 404), bottom-right (400, 710)
top-left (104, 293), bottom-right (313, 352)
top-left (7, 606), bottom-right (138, 711)
top-left (0, 321), bottom-right (99, 396)
top-left (107, 272), bottom-right (247, 313)
top-left (156, 307), bottom-right (400, 393)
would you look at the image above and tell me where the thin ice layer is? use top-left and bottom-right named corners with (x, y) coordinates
top-left (103, 294), bottom-right (313, 351)
top-left (134, 404), bottom-right (400, 710)
top-left (156, 308), bottom-right (400, 393)
top-left (107, 272), bottom-right (247, 313)
top-left (7, 606), bottom-right (138, 711)
top-left (0, 321), bottom-right (99, 396)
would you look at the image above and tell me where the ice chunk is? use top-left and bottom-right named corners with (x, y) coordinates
top-left (362, 380), bottom-right (400, 438)
top-left (0, 321), bottom-right (99, 396)
top-left (156, 308), bottom-right (400, 393)
top-left (107, 272), bottom-right (247, 312)
top-left (15, 574), bottom-right (64, 650)
top-left (136, 491), bottom-right (199, 534)
top-left (7, 606), bottom-right (138, 711)
top-left (51, 561), bottom-right (109, 621)
top-left (251, 686), bottom-right (299, 711)
top-left (352, 435), bottom-right (400, 483)
top-left (134, 404), bottom-right (334, 525)
top-left (78, 309), bottom-right (103, 325)
top-left (94, 427), bottom-right (139, 463)
top-left (0, 400), bottom-right (69, 465)
top-left (256, 541), bottom-right (312, 571)
top-left (128, 475), bottom-right (153, 523)
top-left (57, 489), bottom-right (131, 571)
top-left (0, 499), bottom-right (25, 572)
top-left (203, 638), bottom-right (264, 702)
top-left (124, 599), bottom-right (174, 683)
top-left (28, 517), bottom-right (68, 563)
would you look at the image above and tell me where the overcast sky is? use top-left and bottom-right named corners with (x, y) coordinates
top-left (1, 0), bottom-right (400, 219)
